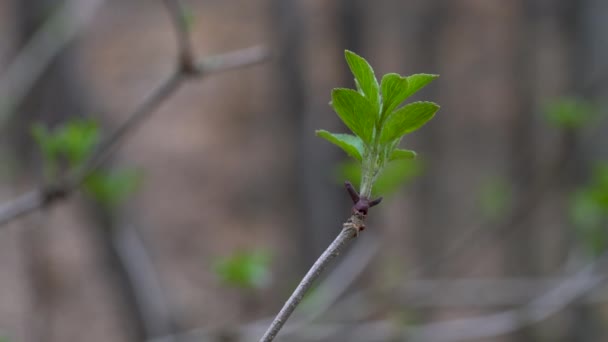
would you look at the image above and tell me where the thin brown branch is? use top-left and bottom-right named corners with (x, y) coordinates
top-left (0, 44), bottom-right (268, 227)
top-left (258, 213), bottom-right (364, 342)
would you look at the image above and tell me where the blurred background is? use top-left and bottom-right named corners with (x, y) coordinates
top-left (1, 0), bottom-right (608, 341)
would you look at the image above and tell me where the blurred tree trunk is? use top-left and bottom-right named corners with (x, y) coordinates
top-left (272, 0), bottom-right (356, 276)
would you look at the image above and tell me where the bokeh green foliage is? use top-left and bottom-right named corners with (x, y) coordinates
top-left (31, 119), bottom-right (100, 179)
top-left (337, 159), bottom-right (422, 197)
top-left (477, 176), bottom-right (513, 221)
top-left (544, 97), bottom-right (598, 129)
top-left (214, 250), bottom-right (272, 290)
top-left (31, 119), bottom-right (141, 207)
top-left (570, 162), bottom-right (608, 257)
top-left (83, 169), bottom-right (142, 208)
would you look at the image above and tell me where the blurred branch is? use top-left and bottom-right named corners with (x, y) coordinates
top-left (0, 37), bottom-right (269, 227)
top-left (0, 0), bottom-right (106, 126)
top-left (113, 222), bottom-right (181, 339)
top-left (268, 252), bottom-right (608, 342)
top-left (398, 275), bottom-right (608, 309)
top-left (403, 253), bottom-right (608, 342)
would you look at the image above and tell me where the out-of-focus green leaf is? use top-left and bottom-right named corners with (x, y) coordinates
top-left (31, 119), bottom-right (100, 168)
top-left (337, 159), bottom-right (422, 197)
top-left (214, 250), bottom-right (272, 290)
top-left (316, 130), bottom-right (364, 161)
top-left (569, 161), bottom-right (608, 257)
top-left (544, 97), bottom-right (597, 129)
top-left (83, 169), bottom-right (142, 208)
top-left (477, 177), bottom-right (512, 221)
top-left (179, 3), bottom-right (196, 32)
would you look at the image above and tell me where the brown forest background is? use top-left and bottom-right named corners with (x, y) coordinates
top-left (1, 0), bottom-right (608, 341)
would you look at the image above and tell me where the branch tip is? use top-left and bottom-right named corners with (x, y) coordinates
top-left (344, 181), bottom-right (360, 204)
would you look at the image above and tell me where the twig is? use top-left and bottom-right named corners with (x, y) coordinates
top-left (0, 46), bottom-right (268, 227)
top-left (162, 0), bottom-right (196, 72)
top-left (258, 212), bottom-right (365, 342)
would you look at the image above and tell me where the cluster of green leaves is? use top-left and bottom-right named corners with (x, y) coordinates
top-left (316, 50), bottom-right (439, 195)
top-left (544, 97), bottom-right (597, 130)
top-left (31, 119), bottom-right (100, 179)
top-left (31, 119), bottom-right (141, 208)
top-left (214, 250), bottom-right (272, 290)
top-left (570, 162), bottom-right (608, 257)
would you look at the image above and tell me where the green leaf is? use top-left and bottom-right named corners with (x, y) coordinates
top-left (31, 119), bottom-right (100, 181)
top-left (380, 73), bottom-right (409, 122)
top-left (331, 88), bottom-right (376, 144)
top-left (316, 130), bottom-right (364, 161)
top-left (83, 169), bottom-right (142, 208)
top-left (389, 148), bottom-right (417, 161)
top-left (214, 250), bottom-right (272, 290)
top-left (405, 74), bottom-right (439, 99)
top-left (344, 50), bottom-right (380, 112)
top-left (380, 101), bottom-right (439, 144)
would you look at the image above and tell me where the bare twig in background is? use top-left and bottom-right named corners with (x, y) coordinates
top-left (396, 275), bottom-right (608, 308)
top-left (403, 253), bottom-right (608, 342)
top-left (259, 252), bottom-right (608, 342)
top-left (113, 222), bottom-right (181, 339)
top-left (0, 44), bottom-right (269, 227)
top-left (0, 0), bottom-right (106, 125)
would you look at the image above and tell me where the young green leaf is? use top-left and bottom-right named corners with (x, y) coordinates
top-left (331, 88), bottom-right (375, 144)
top-left (380, 101), bottom-right (439, 144)
top-left (344, 50), bottom-right (380, 112)
top-left (389, 148), bottom-right (417, 161)
top-left (405, 74), bottom-right (439, 99)
top-left (380, 73), bottom-right (409, 122)
top-left (316, 130), bottom-right (364, 162)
